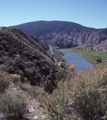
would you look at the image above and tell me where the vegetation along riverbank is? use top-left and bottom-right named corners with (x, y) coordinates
top-left (66, 48), bottom-right (107, 67)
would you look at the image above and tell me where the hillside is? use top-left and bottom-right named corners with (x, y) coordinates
top-left (10, 21), bottom-right (107, 48)
top-left (0, 27), bottom-right (67, 92)
top-left (0, 27), bottom-right (107, 120)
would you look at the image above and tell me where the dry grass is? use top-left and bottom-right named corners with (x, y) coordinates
top-left (1, 65), bottom-right (107, 119)
top-left (0, 70), bottom-right (20, 93)
top-left (42, 66), bottom-right (107, 120)
top-left (18, 82), bottom-right (46, 102)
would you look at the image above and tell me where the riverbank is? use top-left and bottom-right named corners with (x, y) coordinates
top-left (66, 48), bottom-right (107, 67)
top-left (54, 47), bottom-right (69, 69)
top-left (59, 49), bottom-right (93, 73)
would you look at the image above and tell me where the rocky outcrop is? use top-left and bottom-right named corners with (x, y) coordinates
top-left (0, 27), bottom-right (66, 92)
top-left (10, 21), bottom-right (107, 48)
top-left (5, 82), bottom-right (45, 120)
top-left (39, 29), bottom-right (107, 48)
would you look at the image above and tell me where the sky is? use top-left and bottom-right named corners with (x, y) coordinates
top-left (0, 0), bottom-right (107, 28)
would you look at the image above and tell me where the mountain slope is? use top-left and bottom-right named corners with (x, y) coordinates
top-left (10, 21), bottom-right (95, 36)
top-left (0, 27), bottom-right (66, 92)
top-left (41, 28), bottom-right (107, 48)
top-left (10, 21), bottom-right (107, 48)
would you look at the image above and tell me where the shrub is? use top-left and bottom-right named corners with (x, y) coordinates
top-left (0, 70), bottom-right (21, 93)
top-left (0, 94), bottom-right (27, 120)
top-left (97, 58), bottom-right (102, 63)
top-left (0, 70), bottom-right (10, 93)
top-left (42, 67), bottom-right (107, 120)
top-left (69, 64), bottom-right (76, 72)
top-left (42, 81), bottom-right (79, 120)
top-left (56, 73), bottom-right (66, 81)
top-left (19, 82), bottom-right (45, 102)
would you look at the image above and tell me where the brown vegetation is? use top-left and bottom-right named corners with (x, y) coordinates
top-left (0, 64), bottom-right (107, 120)
top-left (69, 64), bottom-right (76, 72)
top-left (42, 66), bottom-right (107, 120)
top-left (1, 27), bottom-right (107, 120)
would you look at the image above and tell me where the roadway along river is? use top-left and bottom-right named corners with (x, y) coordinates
top-left (59, 49), bottom-right (93, 73)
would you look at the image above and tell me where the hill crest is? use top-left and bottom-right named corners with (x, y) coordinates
top-left (10, 21), bottom-right (107, 48)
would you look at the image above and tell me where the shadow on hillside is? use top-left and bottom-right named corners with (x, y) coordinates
top-left (0, 117), bottom-right (30, 120)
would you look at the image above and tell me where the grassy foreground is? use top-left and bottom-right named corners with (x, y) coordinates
top-left (66, 48), bottom-right (107, 66)
top-left (0, 66), bottom-right (107, 119)
top-left (42, 66), bottom-right (107, 120)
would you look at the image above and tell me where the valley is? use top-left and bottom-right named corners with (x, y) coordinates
top-left (66, 48), bottom-right (107, 66)
top-left (1, 0), bottom-right (107, 119)
top-left (59, 49), bottom-right (93, 73)
top-left (0, 21), bottom-right (107, 120)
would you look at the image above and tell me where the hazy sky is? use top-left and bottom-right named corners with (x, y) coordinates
top-left (0, 0), bottom-right (107, 28)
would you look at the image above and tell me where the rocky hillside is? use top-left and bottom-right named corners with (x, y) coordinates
top-left (10, 20), bottom-right (107, 48)
top-left (42, 28), bottom-right (107, 48)
top-left (0, 27), bottom-right (66, 92)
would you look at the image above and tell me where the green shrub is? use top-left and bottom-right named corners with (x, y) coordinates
top-left (97, 58), bottom-right (102, 63)
top-left (73, 87), bottom-right (107, 120)
top-left (43, 91), bottom-right (77, 120)
top-left (0, 70), bottom-right (20, 93)
top-left (42, 67), bottom-right (107, 120)
top-left (0, 71), bottom-right (10, 93)
top-left (0, 94), bottom-right (27, 120)
top-left (56, 73), bottom-right (66, 81)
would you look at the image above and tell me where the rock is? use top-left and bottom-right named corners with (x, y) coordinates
top-left (29, 107), bottom-right (35, 113)
top-left (41, 115), bottom-right (46, 118)
top-left (6, 82), bottom-right (45, 120)
top-left (34, 116), bottom-right (39, 119)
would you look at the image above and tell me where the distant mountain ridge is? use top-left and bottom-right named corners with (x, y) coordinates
top-left (10, 21), bottom-right (107, 48)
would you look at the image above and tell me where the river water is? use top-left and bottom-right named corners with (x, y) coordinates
top-left (59, 49), bottom-right (93, 73)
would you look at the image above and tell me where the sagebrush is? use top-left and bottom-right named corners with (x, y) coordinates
top-left (42, 66), bottom-right (107, 120)
top-left (0, 94), bottom-right (27, 120)
top-left (0, 70), bottom-right (11, 93)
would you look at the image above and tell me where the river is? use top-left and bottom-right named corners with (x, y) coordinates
top-left (59, 49), bottom-right (93, 73)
